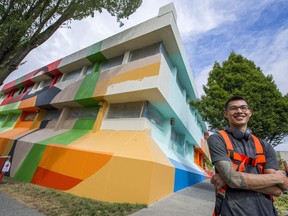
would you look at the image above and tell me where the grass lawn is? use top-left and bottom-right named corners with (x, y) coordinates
top-left (1, 176), bottom-right (287, 216)
top-left (0, 177), bottom-right (146, 216)
top-left (275, 193), bottom-right (288, 216)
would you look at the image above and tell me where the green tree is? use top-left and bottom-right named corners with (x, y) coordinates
top-left (0, 0), bottom-right (142, 85)
top-left (191, 52), bottom-right (288, 147)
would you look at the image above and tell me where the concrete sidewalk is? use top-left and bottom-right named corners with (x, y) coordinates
top-left (130, 180), bottom-right (215, 216)
top-left (0, 192), bottom-right (44, 216)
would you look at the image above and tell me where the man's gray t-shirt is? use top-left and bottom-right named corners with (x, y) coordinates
top-left (207, 130), bottom-right (279, 216)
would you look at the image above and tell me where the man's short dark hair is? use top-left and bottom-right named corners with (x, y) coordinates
top-left (225, 95), bottom-right (249, 110)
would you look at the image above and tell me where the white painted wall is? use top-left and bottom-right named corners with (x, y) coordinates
top-left (101, 118), bottom-right (153, 131)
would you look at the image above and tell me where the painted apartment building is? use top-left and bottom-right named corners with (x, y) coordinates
top-left (0, 4), bottom-right (210, 204)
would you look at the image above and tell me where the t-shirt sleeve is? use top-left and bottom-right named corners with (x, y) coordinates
top-left (262, 140), bottom-right (279, 170)
top-left (207, 133), bottom-right (231, 164)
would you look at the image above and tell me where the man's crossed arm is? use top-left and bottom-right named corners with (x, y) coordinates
top-left (212, 160), bottom-right (288, 196)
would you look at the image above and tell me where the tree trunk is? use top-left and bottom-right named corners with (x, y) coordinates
top-left (0, 45), bottom-right (33, 85)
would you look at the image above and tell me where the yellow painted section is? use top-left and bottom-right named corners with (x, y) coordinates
top-left (0, 138), bottom-right (14, 156)
top-left (68, 156), bottom-right (174, 204)
top-left (94, 62), bottom-right (160, 97)
top-left (0, 127), bottom-right (36, 155)
top-left (31, 110), bottom-right (46, 129)
top-left (93, 102), bottom-right (108, 133)
top-left (68, 130), bottom-right (170, 165)
top-left (66, 130), bottom-right (174, 204)
top-left (38, 144), bottom-right (112, 179)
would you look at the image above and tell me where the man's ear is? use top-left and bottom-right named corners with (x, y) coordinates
top-left (223, 111), bottom-right (228, 119)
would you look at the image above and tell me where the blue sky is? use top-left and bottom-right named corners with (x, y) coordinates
top-left (180, 0), bottom-right (288, 96)
top-left (2, 0), bottom-right (287, 150)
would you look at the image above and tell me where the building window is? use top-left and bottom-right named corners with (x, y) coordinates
top-left (10, 114), bottom-right (20, 122)
top-left (107, 102), bottom-right (145, 119)
top-left (23, 113), bottom-right (37, 121)
top-left (13, 87), bottom-right (24, 97)
top-left (43, 110), bottom-right (61, 121)
top-left (67, 107), bottom-right (98, 120)
top-left (0, 115), bottom-right (7, 123)
top-left (160, 43), bottom-right (173, 70)
top-left (100, 55), bottom-right (123, 71)
top-left (33, 82), bottom-right (40, 90)
top-left (171, 129), bottom-right (182, 145)
top-left (86, 65), bottom-right (94, 75)
top-left (8, 90), bottom-right (15, 98)
top-left (171, 128), bottom-right (185, 155)
top-left (41, 79), bottom-right (52, 88)
top-left (129, 42), bottom-right (161, 62)
top-left (23, 85), bottom-right (34, 93)
top-left (62, 68), bottom-right (82, 81)
top-left (185, 141), bottom-right (194, 157)
top-left (106, 101), bottom-right (167, 130)
top-left (143, 102), bottom-right (165, 129)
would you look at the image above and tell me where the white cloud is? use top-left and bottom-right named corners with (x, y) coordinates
top-left (175, 0), bottom-right (236, 36)
top-left (243, 28), bottom-right (288, 95)
top-left (274, 137), bottom-right (288, 151)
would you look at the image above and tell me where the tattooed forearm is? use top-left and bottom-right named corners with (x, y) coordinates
top-left (214, 161), bottom-right (286, 190)
top-left (214, 161), bottom-right (248, 189)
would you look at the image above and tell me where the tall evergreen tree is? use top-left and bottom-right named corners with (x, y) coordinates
top-left (191, 52), bottom-right (288, 147)
top-left (0, 0), bottom-right (142, 85)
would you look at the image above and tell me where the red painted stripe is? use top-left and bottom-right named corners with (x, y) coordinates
top-left (31, 167), bottom-right (82, 190)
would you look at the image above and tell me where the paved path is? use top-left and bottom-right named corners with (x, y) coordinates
top-left (130, 180), bottom-right (215, 216)
top-left (0, 192), bottom-right (44, 216)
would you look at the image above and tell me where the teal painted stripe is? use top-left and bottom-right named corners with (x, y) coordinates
top-left (170, 53), bottom-right (196, 100)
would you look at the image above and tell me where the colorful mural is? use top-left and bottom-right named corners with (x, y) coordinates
top-left (0, 3), bottom-right (210, 204)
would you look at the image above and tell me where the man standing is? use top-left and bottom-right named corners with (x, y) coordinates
top-left (207, 95), bottom-right (288, 216)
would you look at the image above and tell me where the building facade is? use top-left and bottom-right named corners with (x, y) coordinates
top-left (0, 4), bottom-right (210, 204)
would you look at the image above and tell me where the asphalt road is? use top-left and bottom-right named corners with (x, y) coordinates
top-left (0, 192), bottom-right (44, 216)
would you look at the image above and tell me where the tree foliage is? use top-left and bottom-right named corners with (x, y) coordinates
top-left (0, 0), bottom-right (142, 84)
top-left (191, 52), bottom-right (288, 147)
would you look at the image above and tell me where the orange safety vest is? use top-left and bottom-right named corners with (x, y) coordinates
top-left (212, 130), bottom-right (267, 216)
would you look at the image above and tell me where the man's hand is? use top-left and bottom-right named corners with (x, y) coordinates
top-left (276, 170), bottom-right (288, 190)
top-left (211, 173), bottom-right (226, 189)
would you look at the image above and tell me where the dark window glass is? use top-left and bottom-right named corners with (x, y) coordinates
top-left (107, 102), bottom-right (145, 119)
top-left (130, 42), bottom-right (161, 62)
